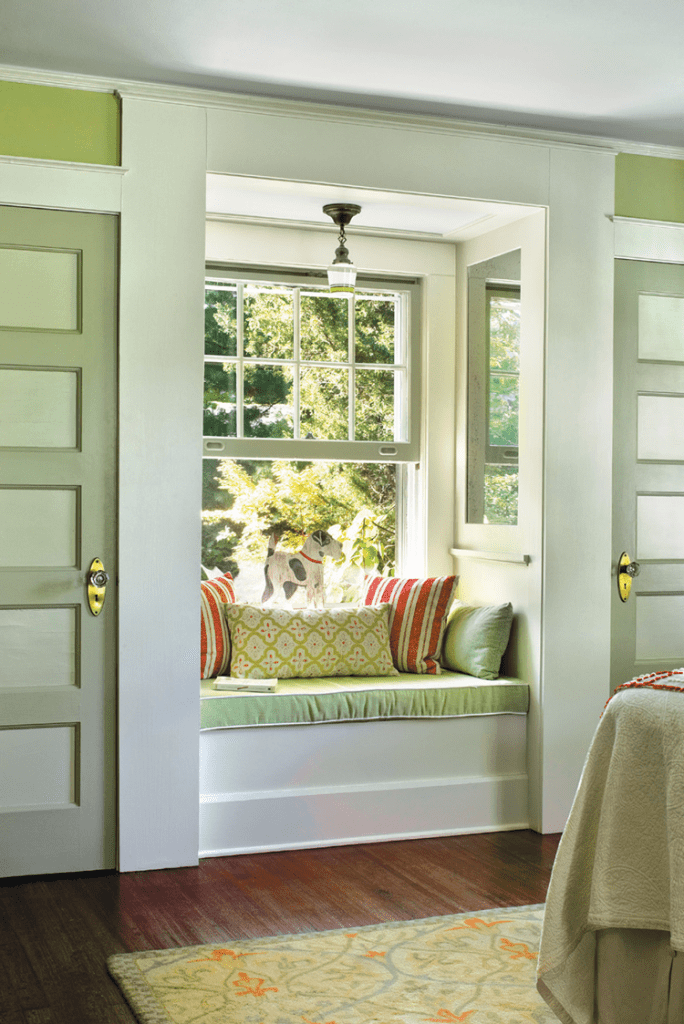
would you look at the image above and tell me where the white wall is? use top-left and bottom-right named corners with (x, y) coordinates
top-left (454, 212), bottom-right (546, 827)
top-left (205, 106), bottom-right (551, 207)
top-left (540, 149), bottom-right (615, 830)
top-left (452, 158), bottom-right (614, 832)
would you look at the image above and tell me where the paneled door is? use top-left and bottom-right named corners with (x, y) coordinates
top-left (0, 206), bottom-right (117, 876)
top-left (611, 259), bottom-right (684, 692)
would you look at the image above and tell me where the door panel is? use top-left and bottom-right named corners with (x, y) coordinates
top-left (0, 367), bottom-right (80, 447)
top-left (0, 206), bottom-right (117, 877)
top-left (612, 259), bottom-right (684, 691)
top-left (0, 246), bottom-right (80, 331)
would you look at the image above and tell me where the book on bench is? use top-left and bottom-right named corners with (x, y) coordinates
top-left (213, 677), bottom-right (277, 692)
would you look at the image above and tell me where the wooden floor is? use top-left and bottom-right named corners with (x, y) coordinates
top-left (0, 829), bottom-right (561, 1023)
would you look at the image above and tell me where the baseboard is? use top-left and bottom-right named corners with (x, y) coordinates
top-left (199, 773), bottom-right (529, 858)
top-left (199, 822), bottom-right (530, 858)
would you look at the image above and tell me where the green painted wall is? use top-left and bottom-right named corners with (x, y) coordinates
top-left (615, 153), bottom-right (684, 223)
top-left (0, 81), bottom-right (120, 165)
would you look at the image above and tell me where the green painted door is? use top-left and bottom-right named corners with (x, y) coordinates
top-left (0, 206), bottom-right (117, 876)
top-left (611, 259), bottom-right (684, 691)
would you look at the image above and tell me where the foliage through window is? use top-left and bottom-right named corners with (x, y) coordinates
top-left (204, 278), bottom-right (409, 444)
top-left (484, 285), bottom-right (520, 525)
top-left (202, 271), bottom-right (418, 602)
top-left (466, 250), bottom-right (520, 526)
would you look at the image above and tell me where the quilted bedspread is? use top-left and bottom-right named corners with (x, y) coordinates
top-left (537, 676), bottom-right (684, 1024)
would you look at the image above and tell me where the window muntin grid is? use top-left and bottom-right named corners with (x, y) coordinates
top-left (204, 278), bottom-right (409, 445)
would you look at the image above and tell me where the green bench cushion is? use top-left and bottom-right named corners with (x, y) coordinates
top-left (200, 672), bottom-right (529, 729)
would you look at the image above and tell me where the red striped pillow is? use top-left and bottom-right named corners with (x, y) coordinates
top-left (200, 572), bottom-right (236, 679)
top-left (362, 575), bottom-right (459, 674)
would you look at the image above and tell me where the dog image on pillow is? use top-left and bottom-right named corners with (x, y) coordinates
top-left (262, 530), bottom-right (343, 608)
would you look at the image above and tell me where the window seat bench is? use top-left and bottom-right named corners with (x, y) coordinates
top-left (199, 672), bottom-right (530, 858)
top-left (200, 672), bottom-right (528, 729)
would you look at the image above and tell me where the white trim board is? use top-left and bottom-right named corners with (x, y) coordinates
top-left (0, 155), bottom-right (125, 213)
top-left (199, 823), bottom-right (530, 860)
top-left (199, 711), bottom-right (528, 856)
top-left (613, 216), bottom-right (684, 263)
top-left (116, 96), bottom-right (206, 872)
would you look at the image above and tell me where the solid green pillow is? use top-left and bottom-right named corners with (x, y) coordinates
top-left (224, 603), bottom-right (398, 679)
top-left (440, 602), bottom-right (513, 679)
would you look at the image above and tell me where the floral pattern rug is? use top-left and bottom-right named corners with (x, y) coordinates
top-left (108, 903), bottom-right (555, 1024)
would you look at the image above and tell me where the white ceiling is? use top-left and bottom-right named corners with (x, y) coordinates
top-left (206, 176), bottom-right (533, 240)
top-left (3, 0), bottom-right (684, 149)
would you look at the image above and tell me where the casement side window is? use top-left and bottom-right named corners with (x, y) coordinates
top-left (466, 252), bottom-right (521, 526)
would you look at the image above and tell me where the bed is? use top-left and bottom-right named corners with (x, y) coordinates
top-left (537, 672), bottom-right (684, 1024)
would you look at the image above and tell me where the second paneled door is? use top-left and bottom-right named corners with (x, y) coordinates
top-left (612, 259), bottom-right (684, 691)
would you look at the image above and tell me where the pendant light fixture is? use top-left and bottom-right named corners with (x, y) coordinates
top-left (323, 203), bottom-right (361, 293)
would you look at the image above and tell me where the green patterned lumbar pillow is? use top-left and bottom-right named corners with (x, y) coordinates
top-left (224, 604), bottom-right (398, 679)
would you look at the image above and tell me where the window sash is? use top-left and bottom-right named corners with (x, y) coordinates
top-left (204, 266), bottom-right (421, 463)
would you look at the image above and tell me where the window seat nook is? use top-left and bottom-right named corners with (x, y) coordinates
top-left (198, 578), bottom-right (528, 857)
top-left (199, 673), bottom-right (530, 858)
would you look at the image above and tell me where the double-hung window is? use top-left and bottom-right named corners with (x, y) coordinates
top-left (202, 266), bottom-right (421, 601)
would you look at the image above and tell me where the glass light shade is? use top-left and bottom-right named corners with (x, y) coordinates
top-left (327, 261), bottom-right (357, 293)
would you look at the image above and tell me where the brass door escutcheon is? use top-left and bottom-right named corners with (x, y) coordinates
top-left (87, 558), bottom-right (109, 616)
top-left (618, 551), bottom-right (640, 603)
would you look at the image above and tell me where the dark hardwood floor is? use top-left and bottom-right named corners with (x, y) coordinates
top-left (0, 830), bottom-right (561, 1023)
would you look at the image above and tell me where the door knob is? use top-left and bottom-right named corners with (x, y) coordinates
top-left (618, 551), bottom-right (640, 603)
top-left (87, 558), bottom-right (109, 616)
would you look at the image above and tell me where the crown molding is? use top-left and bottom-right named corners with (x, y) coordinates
top-left (0, 65), bottom-right (118, 94)
top-left (2, 62), bottom-right (684, 160)
top-left (115, 85), bottom-right (619, 155)
top-left (611, 215), bottom-right (684, 230)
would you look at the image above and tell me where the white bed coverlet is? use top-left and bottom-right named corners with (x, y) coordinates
top-left (537, 681), bottom-right (684, 1024)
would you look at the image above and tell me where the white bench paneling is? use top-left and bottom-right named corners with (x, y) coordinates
top-left (199, 714), bottom-right (528, 857)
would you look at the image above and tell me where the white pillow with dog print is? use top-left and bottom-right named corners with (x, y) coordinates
top-left (224, 604), bottom-right (398, 679)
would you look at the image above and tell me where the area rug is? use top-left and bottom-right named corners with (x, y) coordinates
top-left (108, 903), bottom-right (556, 1024)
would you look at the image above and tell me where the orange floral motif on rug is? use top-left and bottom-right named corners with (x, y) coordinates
top-left (108, 903), bottom-right (555, 1024)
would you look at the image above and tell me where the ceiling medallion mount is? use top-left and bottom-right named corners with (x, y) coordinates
top-left (323, 203), bottom-right (362, 293)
